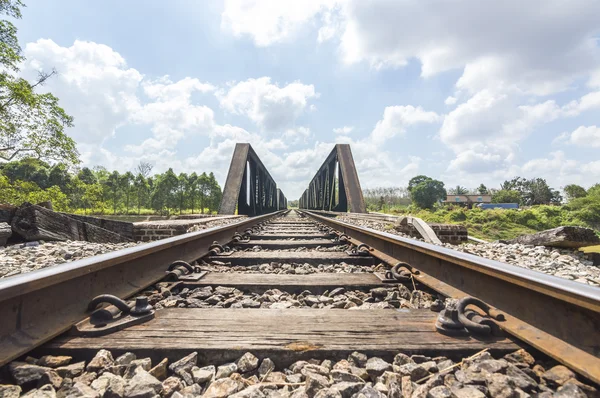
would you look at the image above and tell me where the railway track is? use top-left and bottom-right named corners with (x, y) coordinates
top-left (1, 210), bottom-right (599, 397)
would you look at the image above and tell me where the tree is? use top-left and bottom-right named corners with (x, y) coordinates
top-left (187, 172), bottom-right (199, 213)
top-left (135, 161), bottom-right (153, 178)
top-left (0, 0), bottom-right (78, 164)
top-left (198, 172), bottom-right (209, 213)
top-left (105, 171), bottom-right (121, 214)
top-left (564, 184), bottom-right (587, 201)
top-left (448, 185), bottom-right (468, 195)
top-left (500, 177), bottom-right (561, 205)
top-left (408, 175), bottom-right (431, 192)
top-left (408, 175), bottom-right (446, 209)
top-left (48, 163), bottom-right (71, 192)
top-left (477, 184), bottom-right (488, 195)
top-left (177, 172), bottom-right (188, 214)
top-left (77, 167), bottom-right (96, 185)
top-left (120, 171), bottom-right (134, 214)
top-left (491, 189), bottom-right (521, 204)
top-left (133, 174), bottom-right (149, 214)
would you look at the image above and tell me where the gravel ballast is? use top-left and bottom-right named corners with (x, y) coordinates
top-left (337, 216), bottom-right (600, 286)
top-left (2, 348), bottom-right (595, 398)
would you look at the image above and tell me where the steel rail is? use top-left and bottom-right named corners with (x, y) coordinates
top-left (0, 210), bottom-right (285, 366)
top-left (300, 210), bottom-right (600, 384)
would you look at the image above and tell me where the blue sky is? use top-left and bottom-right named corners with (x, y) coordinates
top-left (15, 0), bottom-right (600, 199)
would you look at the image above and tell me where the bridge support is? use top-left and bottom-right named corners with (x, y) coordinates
top-left (219, 143), bottom-right (286, 216)
top-left (299, 144), bottom-right (366, 213)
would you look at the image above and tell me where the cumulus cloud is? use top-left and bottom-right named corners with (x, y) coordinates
top-left (559, 126), bottom-right (600, 148)
top-left (371, 105), bottom-right (439, 145)
top-left (333, 126), bottom-right (353, 134)
top-left (217, 77), bottom-right (318, 131)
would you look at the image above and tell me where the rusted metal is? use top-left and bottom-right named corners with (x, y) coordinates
top-left (300, 210), bottom-right (600, 384)
top-left (299, 144), bottom-right (366, 213)
top-left (0, 210), bottom-right (284, 366)
top-left (219, 143), bottom-right (286, 216)
top-left (75, 295), bottom-right (154, 337)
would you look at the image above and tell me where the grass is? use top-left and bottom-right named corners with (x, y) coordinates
top-left (374, 205), bottom-right (599, 241)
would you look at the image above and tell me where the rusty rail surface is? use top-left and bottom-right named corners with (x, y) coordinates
top-left (0, 210), bottom-right (285, 366)
top-left (299, 210), bottom-right (600, 384)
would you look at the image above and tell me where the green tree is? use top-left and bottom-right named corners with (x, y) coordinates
top-left (408, 175), bottom-right (446, 209)
top-left (77, 167), bottom-right (96, 185)
top-left (133, 173), bottom-right (149, 214)
top-left (198, 172), bottom-right (209, 213)
top-left (564, 184), bottom-right (587, 201)
top-left (0, 0), bottom-right (78, 164)
top-left (449, 185), bottom-right (468, 195)
top-left (105, 170), bottom-right (121, 214)
top-left (491, 189), bottom-right (521, 203)
top-left (177, 172), bottom-right (188, 214)
top-left (48, 163), bottom-right (71, 192)
top-left (0, 156), bottom-right (49, 187)
top-left (187, 172), bottom-right (199, 213)
top-left (206, 172), bottom-right (222, 213)
top-left (477, 184), bottom-right (488, 195)
top-left (120, 171), bottom-right (134, 214)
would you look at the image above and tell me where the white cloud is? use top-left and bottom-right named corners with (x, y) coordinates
top-left (217, 77), bottom-right (318, 131)
top-left (333, 126), bottom-right (353, 134)
top-left (444, 96), bottom-right (457, 105)
top-left (221, 0), bottom-right (339, 46)
top-left (23, 39), bottom-right (143, 145)
top-left (563, 126), bottom-right (600, 148)
top-left (222, 0), bottom-right (600, 96)
top-left (371, 105), bottom-right (439, 145)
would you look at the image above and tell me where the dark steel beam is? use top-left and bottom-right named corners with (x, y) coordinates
top-left (298, 144), bottom-right (366, 213)
top-left (219, 143), bottom-right (284, 216)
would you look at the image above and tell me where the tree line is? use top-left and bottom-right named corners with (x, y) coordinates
top-left (364, 175), bottom-right (597, 211)
top-left (0, 158), bottom-right (222, 215)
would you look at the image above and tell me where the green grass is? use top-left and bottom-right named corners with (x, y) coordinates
top-left (375, 205), bottom-right (599, 241)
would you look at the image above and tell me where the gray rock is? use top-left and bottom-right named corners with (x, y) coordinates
top-left (302, 364), bottom-right (330, 377)
top-left (87, 349), bottom-right (115, 372)
top-left (554, 383), bottom-right (587, 398)
top-left (180, 383), bottom-right (203, 396)
top-left (37, 370), bottom-right (63, 389)
top-left (123, 370), bottom-right (162, 398)
top-left (0, 222), bottom-right (12, 246)
top-left (348, 352), bottom-right (367, 368)
top-left (330, 382), bottom-right (363, 398)
top-left (365, 358), bottom-right (392, 380)
top-left (305, 373), bottom-right (332, 397)
top-left (259, 358), bottom-right (276, 379)
top-left (427, 385), bottom-right (452, 398)
top-left (9, 362), bottom-right (52, 386)
top-left (72, 371), bottom-right (97, 386)
top-left (161, 376), bottom-right (184, 397)
top-left (541, 365), bottom-right (575, 388)
top-left (229, 385), bottom-right (266, 398)
top-left (203, 378), bottom-right (241, 398)
top-left (63, 382), bottom-right (101, 398)
top-left (148, 358), bottom-right (168, 381)
top-left (216, 363), bottom-right (238, 379)
top-left (313, 388), bottom-right (342, 398)
top-left (168, 352), bottom-right (197, 375)
top-left (0, 385), bottom-right (21, 398)
top-left (506, 365), bottom-right (537, 392)
top-left (331, 370), bottom-right (364, 383)
top-left (22, 384), bottom-right (56, 398)
top-left (397, 363), bottom-right (429, 382)
top-left (237, 352), bottom-right (260, 373)
top-left (485, 373), bottom-right (516, 398)
top-left (393, 353), bottom-right (413, 367)
top-left (192, 365), bottom-right (215, 384)
top-left (469, 359), bottom-right (508, 375)
top-left (450, 386), bottom-right (485, 398)
top-left (124, 359), bottom-right (152, 379)
top-left (37, 356), bottom-right (72, 368)
top-left (454, 370), bottom-right (487, 386)
top-left (115, 353), bottom-right (137, 366)
top-left (353, 385), bottom-right (385, 398)
top-left (91, 372), bottom-right (125, 398)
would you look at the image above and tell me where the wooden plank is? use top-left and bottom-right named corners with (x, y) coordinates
top-left (43, 309), bottom-right (519, 366)
top-left (191, 273), bottom-right (384, 294)
top-left (250, 234), bottom-right (329, 240)
top-left (235, 239), bottom-right (339, 249)
top-left (206, 251), bottom-right (377, 265)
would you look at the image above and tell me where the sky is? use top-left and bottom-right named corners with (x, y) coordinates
top-left (13, 0), bottom-right (600, 199)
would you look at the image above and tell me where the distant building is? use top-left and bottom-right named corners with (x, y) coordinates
top-left (444, 194), bottom-right (492, 208)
